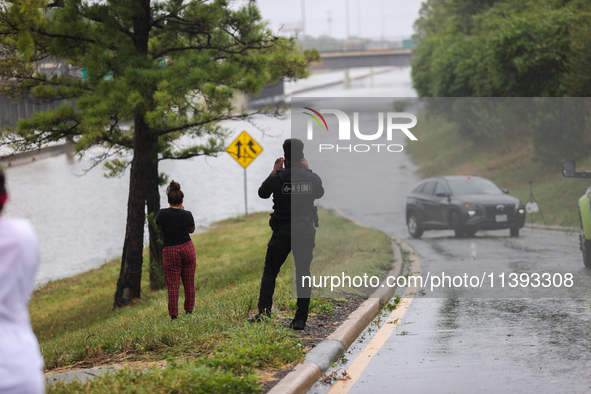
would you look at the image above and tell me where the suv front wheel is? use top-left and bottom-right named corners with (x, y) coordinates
top-left (450, 211), bottom-right (465, 238)
top-left (407, 211), bottom-right (423, 238)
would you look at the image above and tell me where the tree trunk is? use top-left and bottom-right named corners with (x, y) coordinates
top-left (113, 0), bottom-right (153, 307)
top-left (147, 155), bottom-right (164, 290)
top-left (113, 114), bottom-right (155, 307)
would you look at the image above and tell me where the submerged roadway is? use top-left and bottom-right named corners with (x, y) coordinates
top-left (299, 96), bottom-right (591, 393)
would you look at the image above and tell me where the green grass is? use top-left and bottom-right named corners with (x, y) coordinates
top-left (33, 208), bottom-right (393, 393)
top-left (407, 111), bottom-right (591, 227)
top-left (308, 208), bottom-right (394, 298)
top-left (48, 358), bottom-right (264, 393)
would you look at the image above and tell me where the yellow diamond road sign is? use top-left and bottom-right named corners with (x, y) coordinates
top-left (226, 131), bottom-right (263, 168)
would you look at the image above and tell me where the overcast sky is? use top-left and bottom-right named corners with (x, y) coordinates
top-left (253, 0), bottom-right (425, 40)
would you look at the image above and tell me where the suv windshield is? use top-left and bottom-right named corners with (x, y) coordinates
top-left (447, 178), bottom-right (502, 195)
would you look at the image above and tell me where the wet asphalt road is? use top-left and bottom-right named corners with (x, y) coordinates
top-left (297, 98), bottom-right (591, 393)
top-left (329, 226), bottom-right (591, 393)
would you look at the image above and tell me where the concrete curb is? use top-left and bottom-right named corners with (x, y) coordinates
top-left (46, 365), bottom-right (113, 385)
top-left (524, 223), bottom-right (579, 232)
top-left (266, 364), bottom-right (322, 394)
top-left (267, 239), bottom-right (404, 394)
top-left (325, 298), bottom-right (381, 351)
top-left (304, 340), bottom-right (345, 372)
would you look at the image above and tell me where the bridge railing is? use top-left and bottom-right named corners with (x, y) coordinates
top-left (298, 36), bottom-right (416, 54)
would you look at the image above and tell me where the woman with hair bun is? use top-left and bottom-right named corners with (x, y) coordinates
top-left (156, 180), bottom-right (196, 320)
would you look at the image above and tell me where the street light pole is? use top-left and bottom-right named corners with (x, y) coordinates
top-left (381, 0), bottom-right (385, 41)
top-left (345, 0), bottom-right (350, 38)
top-left (301, 0), bottom-right (306, 35)
top-left (357, 0), bottom-right (361, 37)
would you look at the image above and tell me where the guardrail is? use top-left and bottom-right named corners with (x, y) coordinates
top-left (299, 37), bottom-right (416, 54)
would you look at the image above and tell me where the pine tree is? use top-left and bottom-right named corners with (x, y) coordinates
top-left (0, 0), bottom-right (317, 306)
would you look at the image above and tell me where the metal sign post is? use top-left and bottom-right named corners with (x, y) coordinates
top-left (225, 131), bottom-right (263, 217)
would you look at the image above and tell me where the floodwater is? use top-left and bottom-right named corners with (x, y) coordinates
top-left (2, 66), bottom-right (415, 287)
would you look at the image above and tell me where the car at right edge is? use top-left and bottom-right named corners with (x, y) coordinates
top-left (562, 159), bottom-right (591, 268)
top-left (406, 175), bottom-right (526, 238)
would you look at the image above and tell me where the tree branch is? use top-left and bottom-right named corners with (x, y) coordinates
top-left (153, 110), bottom-right (271, 137)
top-left (31, 25), bottom-right (123, 52)
top-left (151, 12), bottom-right (174, 28)
top-left (84, 12), bottom-right (134, 41)
top-left (159, 149), bottom-right (220, 161)
top-left (154, 42), bottom-right (273, 59)
top-left (46, 1), bottom-right (64, 8)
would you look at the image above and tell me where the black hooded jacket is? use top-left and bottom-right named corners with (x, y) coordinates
top-left (258, 161), bottom-right (324, 236)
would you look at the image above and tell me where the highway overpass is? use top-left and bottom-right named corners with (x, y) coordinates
top-left (310, 48), bottom-right (413, 70)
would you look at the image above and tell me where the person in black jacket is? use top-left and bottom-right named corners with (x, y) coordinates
top-left (251, 138), bottom-right (324, 330)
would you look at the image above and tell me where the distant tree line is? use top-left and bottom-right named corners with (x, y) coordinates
top-left (411, 0), bottom-right (591, 164)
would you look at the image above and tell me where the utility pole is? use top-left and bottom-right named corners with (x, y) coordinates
top-left (327, 11), bottom-right (332, 36)
top-left (345, 0), bottom-right (350, 38)
top-left (301, 0), bottom-right (306, 36)
top-left (381, 0), bottom-right (385, 41)
top-left (357, 0), bottom-right (362, 37)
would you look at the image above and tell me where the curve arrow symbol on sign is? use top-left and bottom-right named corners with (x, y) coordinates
top-left (248, 140), bottom-right (257, 154)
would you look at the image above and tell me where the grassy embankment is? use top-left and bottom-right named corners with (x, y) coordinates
top-left (34, 207), bottom-right (393, 393)
top-left (406, 111), bottom-right (591, 228)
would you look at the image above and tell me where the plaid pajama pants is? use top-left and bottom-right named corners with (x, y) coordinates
top-left (163, 240), bottom-right (196, 317)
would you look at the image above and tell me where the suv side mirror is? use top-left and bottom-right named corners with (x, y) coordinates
top-left (502, 188), bottom-right (509, 194)
top-left (563, 159), bottom-right (576, 177)
top-left (562, 159), bottom-right (591, 179)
